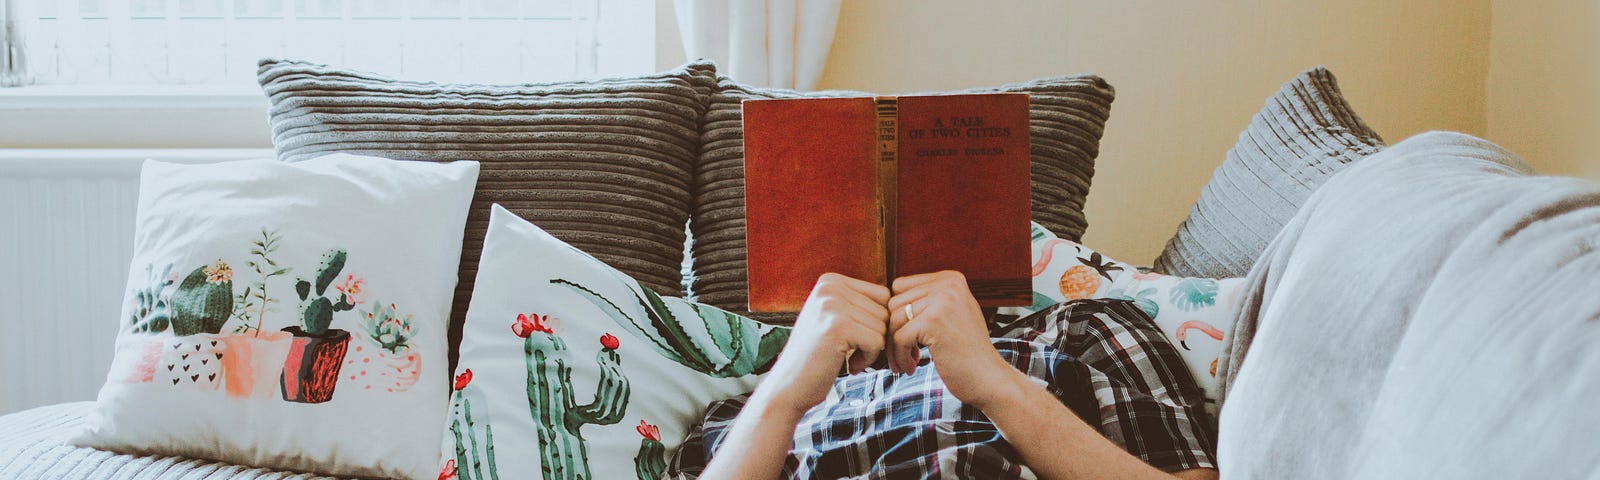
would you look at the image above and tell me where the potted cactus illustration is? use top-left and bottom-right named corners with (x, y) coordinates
top-left (149, 259), bottom-right (236, 390)
top-left (113, 263), bottom-right (177, 384)
top-left (170, 259), bottom-right (235, 336)
top-left (281, 248), bottom-right (359, 403)
top-left (220, 228), bottom-right (295, 399)
top-left (448, 369), bottom-right (501, 480)
top-left (514, 313), bottom-right (631, 480)
top-left (345, 301), bottom-right (423, 393)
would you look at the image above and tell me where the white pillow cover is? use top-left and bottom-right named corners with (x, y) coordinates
top-left (999, 223), bottom-right (1245, 411)
top-left (72, 154), bottom-right (479, 480)
top-left (440, 205), bottom-right (788, 480)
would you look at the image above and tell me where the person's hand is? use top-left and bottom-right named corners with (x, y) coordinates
top-left (752, 273), bottom-right (890, 416)
top-left (886, 270), bottom-right (1018, 409)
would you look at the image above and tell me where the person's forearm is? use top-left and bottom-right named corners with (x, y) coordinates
top-left (980, 369), bottom-right (1211, 480)
top-left (696, 389), bottom-right (805, 480)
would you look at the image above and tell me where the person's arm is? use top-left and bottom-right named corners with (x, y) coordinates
top-left (697, 273), bottom-right (891, 480)
top-left (885, 271), bottom-right (1217, 480)
top-left (979, 366), bottom-right (1218, 480)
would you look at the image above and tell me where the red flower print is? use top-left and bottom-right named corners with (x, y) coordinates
top-left (438, 459), bottom-right (457, 480)
top-left (636, 420), bottom-right (660, 441)
top-left (600, 333), bottom-right (620, 350)
top-left (453, 369), bottom-right (473, 391)
top-left (512, 313), bottom-right (554, 338)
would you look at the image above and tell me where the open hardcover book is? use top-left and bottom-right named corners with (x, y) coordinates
top-left (742, 93), bottom-right (1034, 312)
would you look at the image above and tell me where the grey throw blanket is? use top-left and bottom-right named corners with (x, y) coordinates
top-left (1214, 131), bottom-right (1600, 478)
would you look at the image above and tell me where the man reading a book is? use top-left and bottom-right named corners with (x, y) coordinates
top-left (666, 271), bottom-right (1219, 479)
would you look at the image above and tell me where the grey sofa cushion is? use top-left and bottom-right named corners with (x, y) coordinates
top-left (258, 59), bottom-right (716, 371)
top-left (1152, 67), bottom-right (1384, 278)
top-left (689, 74), bottom-right (1116, 318)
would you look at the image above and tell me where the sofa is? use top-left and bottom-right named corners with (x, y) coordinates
top-left (2, 60), bottom-right (1597, 479)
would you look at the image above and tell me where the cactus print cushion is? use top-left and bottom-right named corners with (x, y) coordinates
top-left (441, 205), bottom-right (788, 480)
top-left (71, 154), bottom-right (479, 480)
top-left (997, 223), bottom-right (1246, 413)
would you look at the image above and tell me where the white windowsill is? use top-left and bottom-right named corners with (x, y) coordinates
top-left (0, 85), bottom-right (268, 110)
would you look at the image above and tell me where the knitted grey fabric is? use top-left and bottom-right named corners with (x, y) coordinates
top-left (258, 59), bottom-right (716, 371)
top-left (1151, 67), bottom-right (1384, 278)
top-left (0, 403), bottom-right (334, 479)
top-left (690, 75), bottom-right (1116, 318)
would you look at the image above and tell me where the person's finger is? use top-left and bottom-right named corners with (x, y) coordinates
top-left (886, 286), bottom-right (930, 315)
top-left (885, 300), bottom-right (910, 374)
top-left (890, 272), bottom-right (944, 295)
top-left (843, 321), bottom-right (885, 374)
top-left (825, 272), bottom-right (893, 305)
top-left (890, 321), bottom-right (924, 375)
top-left (836, 286), bottom-right (891, 326)
top-left (821, 291), bottom-right (886, 335)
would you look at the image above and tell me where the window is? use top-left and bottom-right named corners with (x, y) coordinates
top-left (0, 0), bottom-right (655, 88)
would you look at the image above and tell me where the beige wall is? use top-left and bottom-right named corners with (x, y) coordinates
top-left (809, 0), bottom-right (1492, 264)
top-left (12, 2), bottom-right (1591, 264)
top-left (1486, 0), bottom-right (1600, 180)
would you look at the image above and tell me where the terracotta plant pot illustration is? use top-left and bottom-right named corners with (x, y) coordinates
top-left (220, 331), bottom-right (292, 399)
top-left (280, 326), bottom-right (351, 403)
top-left (110, 336), bottom-right (166, 384)
top-left (156, 334), bottom-right (227, 390)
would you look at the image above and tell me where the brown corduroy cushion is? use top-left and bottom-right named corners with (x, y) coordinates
top-left (1151, 67), bottom-right (1385, 278)
top-left (257, 59), bottom-right (717, 372)
top-left (689, 74), bottom-right (1116, 320)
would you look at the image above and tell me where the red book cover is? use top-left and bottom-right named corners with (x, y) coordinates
top-left (742, 93), bottom-right (1032, 312)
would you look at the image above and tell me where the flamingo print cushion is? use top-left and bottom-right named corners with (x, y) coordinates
top-left (71, 154), bottom-right (478, 480)
top-left (998, 223), bottom-right (1245, 412)
top-left (440, 205), bottom-right (789, 480)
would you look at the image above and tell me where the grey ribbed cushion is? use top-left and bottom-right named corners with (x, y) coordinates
top-left (690, 75), bottom-right (1116, 317)
top-left (0, 402), bottom-right (335, 479)
top-left (1152, 67), bottom-right (1384, 278)
top-left (258, 59), bottom-right (716, 371)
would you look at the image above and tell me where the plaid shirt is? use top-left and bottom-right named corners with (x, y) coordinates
top-left (667, 299), bottom-right (1217, 479)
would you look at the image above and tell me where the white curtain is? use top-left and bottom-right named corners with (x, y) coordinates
top-left (673, 0), bottom-right (842, 91)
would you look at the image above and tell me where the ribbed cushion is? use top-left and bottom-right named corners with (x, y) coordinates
top-left (0, 402), bottom-right (332, 479)
top-left (1152, 67), bottom-right (1384, 278)
top-left (690, 75), bottom-right (1116, 317)
top-left (258, 59), bottom-right (716, 372)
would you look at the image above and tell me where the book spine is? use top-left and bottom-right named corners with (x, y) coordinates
top-left (875, 96), bottom-right (899, 282)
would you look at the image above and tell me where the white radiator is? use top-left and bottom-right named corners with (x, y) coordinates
top-left (0, 149), bottom-right (273, 415)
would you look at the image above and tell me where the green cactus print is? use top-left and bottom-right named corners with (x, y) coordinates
top-left (516, 314), bottom-right (630, 480)
top-left (1169, 278), bottom-right (1219, 312)
top-left (633, 421), bottom-right (666, 480)
top-left (551, 278), bottom-right (789, 378)
top-left (295, 249), bottom-right (354, 336)
top-left (449, 371), bottom-right (502, 480)
top-left (169, 260), bottom-right (235, 336)
top-left (128, 263), bottom-right (175, 334)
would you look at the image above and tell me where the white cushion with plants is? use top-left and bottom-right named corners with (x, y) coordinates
top-left (70, 154), bottom-right (479, 480)
top-left (439, 205), bottom-right (789, 480)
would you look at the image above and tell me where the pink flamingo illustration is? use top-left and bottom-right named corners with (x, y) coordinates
top-left (1031, 238), bottom-right (1076, 276)
top-left (1175, 320), bottom-right (1225, 351)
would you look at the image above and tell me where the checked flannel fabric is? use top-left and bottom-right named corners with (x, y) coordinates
top-left (666, 298), bottom-right (1218, 479)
